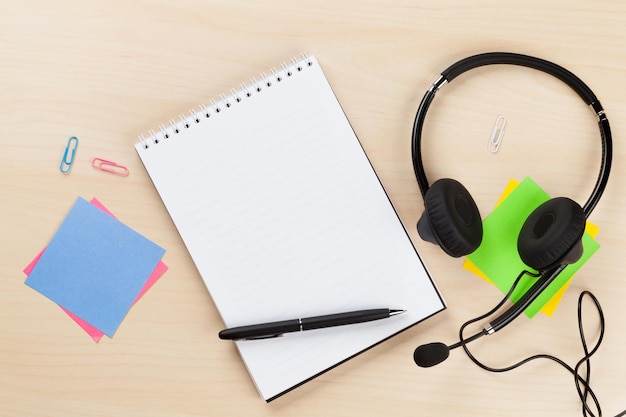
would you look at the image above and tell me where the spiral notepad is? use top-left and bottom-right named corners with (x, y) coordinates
top-left (135, 54), bottom-right (445, 401)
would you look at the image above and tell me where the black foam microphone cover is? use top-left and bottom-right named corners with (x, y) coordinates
top-left (414, 342), bottom-right (450, 368)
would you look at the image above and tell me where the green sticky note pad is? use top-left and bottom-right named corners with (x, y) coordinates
top-left (467, 177), bottom-right (600, 318)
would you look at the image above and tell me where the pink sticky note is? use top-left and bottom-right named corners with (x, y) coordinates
top-left (24, 198), bottom-right (167, 342)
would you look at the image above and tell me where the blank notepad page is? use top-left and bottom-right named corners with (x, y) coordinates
top-left (135, 55), bottom-right (445, 401)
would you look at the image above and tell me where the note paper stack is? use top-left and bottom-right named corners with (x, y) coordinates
top-left (464, 177), bottom-right (600, 317)
top-left (24, 197), bottom-right (167, 341)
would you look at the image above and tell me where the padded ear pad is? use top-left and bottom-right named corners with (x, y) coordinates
top-left (420, 178), bottom-right (483, 257)
top-left (517, 197), bottom-right (586, 271)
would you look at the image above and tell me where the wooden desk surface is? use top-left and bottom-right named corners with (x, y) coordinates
top-left (1, 2), bottom-right (625, 416)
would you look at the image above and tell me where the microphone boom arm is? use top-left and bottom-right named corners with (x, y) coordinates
top-left (485, 266), bottom-right (565, 334)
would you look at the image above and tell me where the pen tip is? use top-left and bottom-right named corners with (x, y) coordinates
top-left (389, 309), bottom-right (406, 316)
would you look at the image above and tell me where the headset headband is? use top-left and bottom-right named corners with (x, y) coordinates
top-left (411, 52), bottom-right (612, 217)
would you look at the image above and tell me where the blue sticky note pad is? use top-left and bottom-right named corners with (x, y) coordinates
top-left (25, 197), bottom-right (165, 337)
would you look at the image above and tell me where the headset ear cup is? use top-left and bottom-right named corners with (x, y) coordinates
top-left (517, 197), bottom-right (586, 271)
top-left (417, 178), bottom-right (483, 257)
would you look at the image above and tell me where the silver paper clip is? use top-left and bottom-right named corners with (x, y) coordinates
top-left (488, 115), bottom-right (506, 153)
top-left (91, 157), bottom-right (129, 176)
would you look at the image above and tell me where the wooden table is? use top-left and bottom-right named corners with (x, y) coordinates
top-left (2, 2), bottom-right (625, 416)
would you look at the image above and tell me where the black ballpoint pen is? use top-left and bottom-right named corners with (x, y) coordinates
top-left (218, 308), bottom-right (406, 341)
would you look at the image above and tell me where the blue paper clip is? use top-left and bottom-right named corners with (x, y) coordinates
top-left (60, 136), bottom-right (78, 174)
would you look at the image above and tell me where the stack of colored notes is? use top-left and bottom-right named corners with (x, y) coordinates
top-left (24, 197), bottom-right (167, 342)
top-left (463, 177), bottom-right (600, 317)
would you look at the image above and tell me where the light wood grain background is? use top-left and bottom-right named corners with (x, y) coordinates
top-left (1, 1), bottom-right (625, 416)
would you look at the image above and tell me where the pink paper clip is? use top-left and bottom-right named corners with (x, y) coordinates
top-left (91, 157), bottom-right (129, 176)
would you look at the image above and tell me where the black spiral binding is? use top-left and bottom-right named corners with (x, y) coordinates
top-left (139, 53), bottom-right (313, 149)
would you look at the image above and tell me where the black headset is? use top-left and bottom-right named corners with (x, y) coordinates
top-left (411, 53), bottom-right (618, 417)
top-left (412, 52), bottom-right (612, 334)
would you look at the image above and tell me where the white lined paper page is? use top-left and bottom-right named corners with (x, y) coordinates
top-left (135, 55), bottom-right (445, 401)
